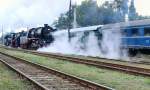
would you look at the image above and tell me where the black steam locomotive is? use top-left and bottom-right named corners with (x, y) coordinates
top-left (4, 24), bottom-right (56, 50)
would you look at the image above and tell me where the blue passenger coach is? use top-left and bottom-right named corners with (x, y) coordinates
top-left (122, 20), bottom-right (150, 48)
top-left (121, 19), bottom-right (150, 55)
top-left (101, 19), bottom-right (150, 55)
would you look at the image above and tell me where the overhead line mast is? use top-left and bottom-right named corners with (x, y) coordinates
top-left (68, 0), bottom-right (72, 42)
top-left (1, 25), bottom-right (4, 45)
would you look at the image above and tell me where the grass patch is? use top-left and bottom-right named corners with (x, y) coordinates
top-left (1, 49), bottom-right (150, 90)
top-left (0, 62), bottom-right (35, 90)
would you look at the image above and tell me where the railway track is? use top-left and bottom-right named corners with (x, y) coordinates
top-left (0, 52), bottom-right (113, 90)
top-left (34, 52), bottom-right (150, 76)
top-left (1, 46), bottom-right (150, 77)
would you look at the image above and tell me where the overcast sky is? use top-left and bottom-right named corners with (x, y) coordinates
top-left (0, 0), bottom-right (150, 32)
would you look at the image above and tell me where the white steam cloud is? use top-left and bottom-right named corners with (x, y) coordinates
top-left (38, 26), bottom-right (128, 59)
top-left (0, 0), bottom-right (71, 32)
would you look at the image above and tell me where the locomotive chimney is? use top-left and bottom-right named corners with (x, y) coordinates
top-left (44, 24), bottom-right (48, 27)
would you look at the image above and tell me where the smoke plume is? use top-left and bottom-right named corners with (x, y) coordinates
top-left (0, 0), bottom-right (71, 32)
top-left (38, 26), bottom-right (128, 59)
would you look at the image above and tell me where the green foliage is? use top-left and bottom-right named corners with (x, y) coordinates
top-left (53, 0), bottom-right (150, 29)
top-left (53, 14), bottom-right (69, 29)
top-left (76, 0), bottom-right (99, 26)
top-left (129, 0), bottom-right (137, 20)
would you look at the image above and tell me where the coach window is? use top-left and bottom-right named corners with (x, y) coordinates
top-left (122, 29), bottom-right (127, 36)
top-left (131, 28), bottom-right (138, 36)
top-left (144, 27), bottom-right (150, 36)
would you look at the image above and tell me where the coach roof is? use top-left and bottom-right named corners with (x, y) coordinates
top-left (101, 19), bottom-right (150, 30)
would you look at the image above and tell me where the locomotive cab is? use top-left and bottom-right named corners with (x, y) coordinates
top-left (40, 24), bottom-right (55, 46)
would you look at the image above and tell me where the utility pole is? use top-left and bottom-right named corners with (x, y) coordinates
top-left (68, 0), bottom-right (72, 42)
top-left (1, 25), bottom-right (4, 45)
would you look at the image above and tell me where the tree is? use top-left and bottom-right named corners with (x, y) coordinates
top-left (52, 5), bottom-right (74, 29)
top-left (128, 0), bottom-right (138, 20)
top-left (100, 1), bottom-right (118, 24)
top-left (53, 14), bottom-right (68, 29)
top-left (76, 0), bottom-right (99, 26)
top-left (53, 0), bottom-right (149, 29)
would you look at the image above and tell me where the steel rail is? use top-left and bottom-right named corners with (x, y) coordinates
top-left (0, 51), bottom-right (113, 90)
top-left (7, 47), bottom-right (149, 77)
top-left (2, 46), bottom-right (150, 65)
top-left (1, 46), bottom-right (150, 77)
top-left (31, 51), bottom-right (150, 77)
top-left (0, 59), bottom-right (48, 90)
top-left (0, 45), bottom-right (148, 64)
top-left (3, 48), bottom-right (150, 77)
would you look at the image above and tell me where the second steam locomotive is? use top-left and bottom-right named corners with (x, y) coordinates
top-left (4, 24), bottom-right (56, 50)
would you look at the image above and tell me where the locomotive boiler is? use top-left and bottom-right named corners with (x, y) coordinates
top-left (4, 24), bottom-right (56, 50)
